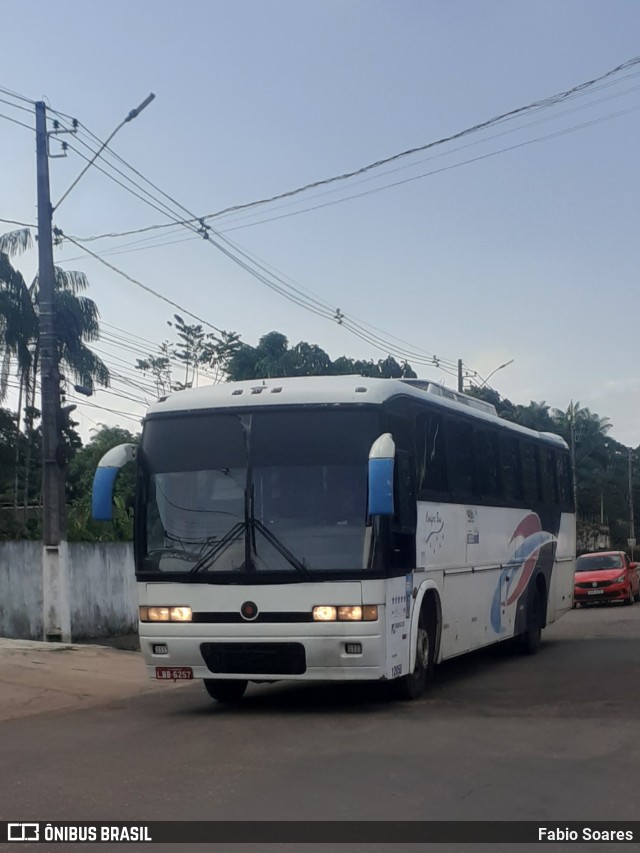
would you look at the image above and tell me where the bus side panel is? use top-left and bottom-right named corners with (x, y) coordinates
top-left (546, 512), bottom-right (576, 624)
top-left (416, 501), bottom-right (568, 661)
top-left (383, 575), bottom-right (412, 680)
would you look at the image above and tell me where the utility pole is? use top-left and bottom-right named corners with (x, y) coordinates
top-left (568, 403), bottom-right (578, 520)
top-left (33, 94), bottom-right (154, 642)
top-left (457, 359), bottom-right (463, 393)
top-left (629, 448), bottom-right (635, 560)
top-left (36, 102), bottom-right (64, 545)
top-left (36, 101), bottom-right (70, 641)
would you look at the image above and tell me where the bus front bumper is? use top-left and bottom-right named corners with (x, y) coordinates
top-left (141, 631), bottom-right (386, 682)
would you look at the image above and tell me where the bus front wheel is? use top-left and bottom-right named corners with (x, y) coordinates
top-left (203, 679), bottom-right (248, 703)
top-left (395, 615), bottom-right (434, 700)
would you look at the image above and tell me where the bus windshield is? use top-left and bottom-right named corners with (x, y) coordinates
top-left (138, 408), bottom-right (380, 579)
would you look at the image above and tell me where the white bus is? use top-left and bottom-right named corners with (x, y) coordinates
top-left (92, 375), bottom-right (575, 702)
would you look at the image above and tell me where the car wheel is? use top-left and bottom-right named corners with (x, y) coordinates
top-left (634, 588), bottom-right (640, 603)
top-left (625, 587), bottom-right (634, 606)
top-left (203, 679), bottom-right (248, 703)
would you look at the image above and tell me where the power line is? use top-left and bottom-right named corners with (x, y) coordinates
top-left (56, 81), bottom-right (640, 254)
top-left (54, 145), bottom-right (456, 366)
top-left (53, 129), bottom-right (341, 323)
top-left (0, 85), bottom-right (35, 105)
top-left (66, 53), bottom-right (640, 244)
top-left (0, 111), bottom-right (34, 131)
top-left (58, 232), bottom-right (227, 334)
top-left (217, 103), bottom-right (640, 235)
top-left (206, 79), bottom-right (640, 233)
top-left (63, 140), bottom-right (197, 230)
top-left (43, 67), bottom-right (639, 374)
top-left (0, 95), bottom-right (34, 114)
top-left (67, 396), bottom-right (144, 424)
top-left (0, 217), bottom-right (37, 230)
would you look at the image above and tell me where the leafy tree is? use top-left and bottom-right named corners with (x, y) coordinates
top-left (166, 314), bottom-right (206, 389)
top-left (225, 331), bottom-right (417, 381)
top-left (135, 341), bottom-right (173, 397)
top-left (469, 386), bottom-right (634, 549)
top-left (135, 317), bottom-right (240, 393)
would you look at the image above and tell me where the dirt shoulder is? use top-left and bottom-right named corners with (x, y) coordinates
top-left (0, 638), bottom-right (181, 723)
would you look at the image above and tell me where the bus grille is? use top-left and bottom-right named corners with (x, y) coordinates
top-left (200, 642), bottom-right (306, 675)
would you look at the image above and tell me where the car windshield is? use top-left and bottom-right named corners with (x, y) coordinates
top-left (575, 554), bottom-right (624, 572)
top-left (138, 407), bottom-right (380, 579)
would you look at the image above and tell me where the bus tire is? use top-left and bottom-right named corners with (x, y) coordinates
top-left (518, 580), bottom-right (545, 656)
top-left (203, 679), bottom-right (248, 703)
top-left (394, 608), bottom-right (434, 700)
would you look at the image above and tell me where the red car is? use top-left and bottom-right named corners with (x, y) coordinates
top-left (574, 550), bottom-right (640, 606)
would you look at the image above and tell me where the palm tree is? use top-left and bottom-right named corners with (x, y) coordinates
top-left (551, 401), bottom-right (612, 518)
top-left (0, 228), bottom-right (111, 519)
top-left (0, 229), bottom-right (35, 406)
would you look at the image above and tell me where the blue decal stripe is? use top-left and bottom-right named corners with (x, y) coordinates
top-left (92, 467), bottom-right (119, 521)
top-left (368, 457), bottom-right (394, 516)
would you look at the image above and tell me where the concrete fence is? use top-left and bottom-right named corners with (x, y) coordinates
top-left (0, 541), bottom-right (137, 641)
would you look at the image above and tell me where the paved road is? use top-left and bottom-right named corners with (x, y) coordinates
top-left (1, 604), bottom-right (639, 851)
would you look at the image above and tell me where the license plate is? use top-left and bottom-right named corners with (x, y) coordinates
top-left (587, 589), bottom-right (604, 596)
top-left (155, 666), bottom-right (193, 680)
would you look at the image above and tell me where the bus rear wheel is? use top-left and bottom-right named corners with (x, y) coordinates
top-left (203, 679), bottom-right (248, 703)
top-left (395, 617), bottom-right (433, 701)
top-left (518, 583), bottom-right (544, 655)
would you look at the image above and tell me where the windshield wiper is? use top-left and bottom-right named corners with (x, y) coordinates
top-left (189, 521), bottom-right (245, 574)
top-left (252, 518), bottom-right (310, 579)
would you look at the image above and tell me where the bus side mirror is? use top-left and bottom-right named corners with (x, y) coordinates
top-left (92, 443), bottom-right (136, 521)
top-left (367, 433), bottom-right (395, 516)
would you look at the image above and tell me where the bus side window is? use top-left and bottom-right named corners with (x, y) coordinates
top-left (557, 452), bottom-right (573, 510)
top-left (446, 418), bottom-right (475, 500)
top-left (499, 433), bottom-right (523, 503)
top-left (394, 450), bottom-right (417, 531)
top-left (540, 448), bottom-right (559, 505)
top-left (520, 441), bottom-right (542, 505)
top-left (474, 426), bottom-right (501, 501)
top-left (414, 412), bottom-right (447, 496)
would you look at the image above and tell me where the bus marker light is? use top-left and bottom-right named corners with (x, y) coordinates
top-left (153, 644), bottom-right (169, 655)
top-left (345, 643), bottom-right (362, 655)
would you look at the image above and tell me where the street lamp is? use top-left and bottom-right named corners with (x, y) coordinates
top-left (476, 359), bottom-right (514, 389)
top-left (53, 93), bottom-right (156, 211)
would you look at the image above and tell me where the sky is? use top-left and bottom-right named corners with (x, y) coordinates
top-left (2, 1), bottom-right (640, 446)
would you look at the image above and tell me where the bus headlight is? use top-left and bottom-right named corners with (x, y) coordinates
top-left (139, 606), bottom-right (192, 622)
top-left (312, 605), bottom-right (378, 622)
top-left (312, 606), bottom-right (337, 622)
top-left (338, 606), bottom-right (363, 621)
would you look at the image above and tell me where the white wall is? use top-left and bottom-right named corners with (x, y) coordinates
top-left (0, 541), bottom-right (43, 639)
top-left (0, 541), bottom-right (137, 641)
